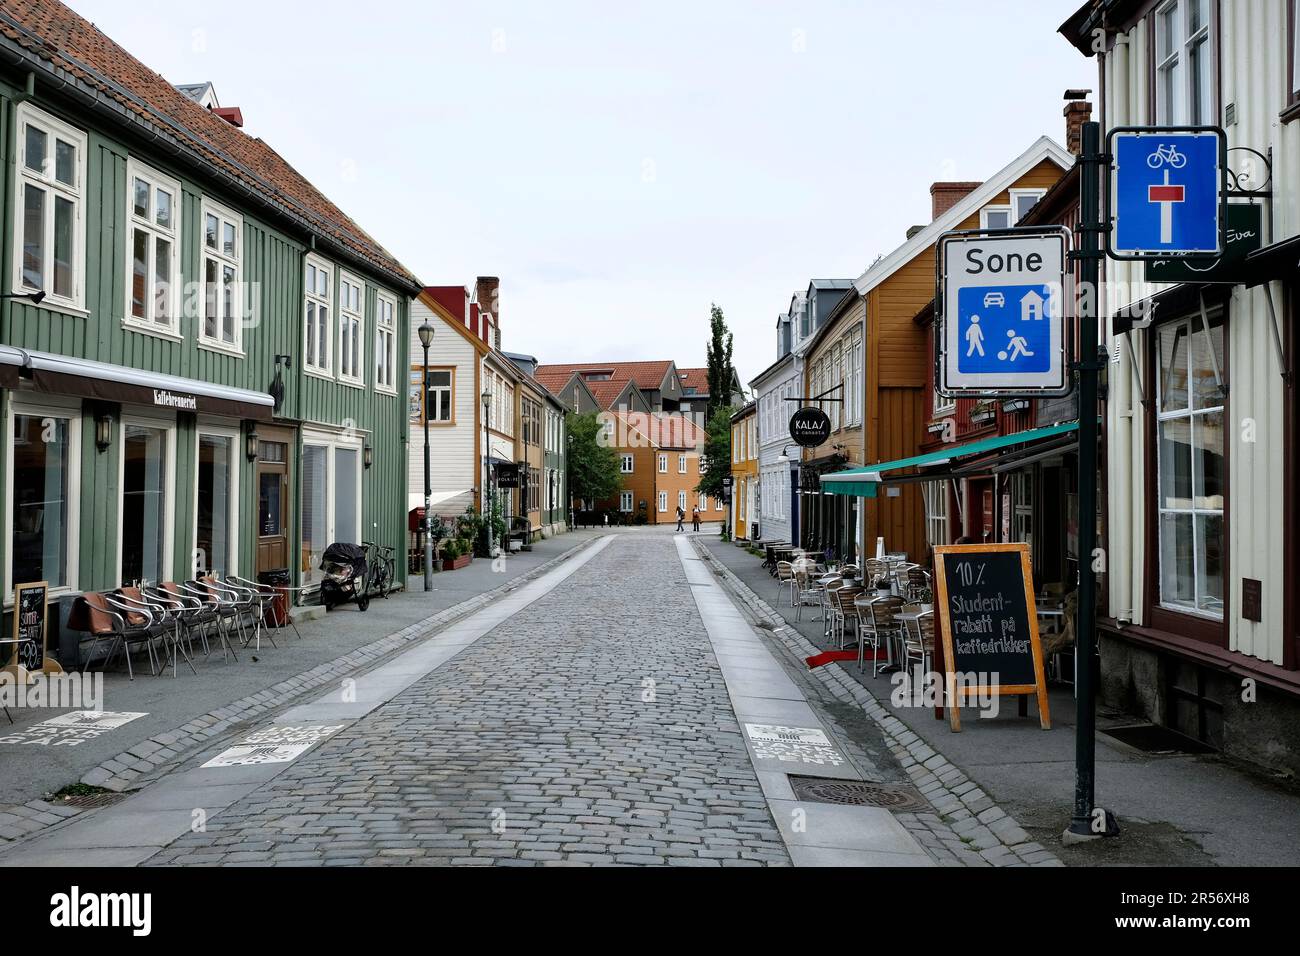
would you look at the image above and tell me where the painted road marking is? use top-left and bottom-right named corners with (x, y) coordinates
top-left (201, 723), bottom-right (345, 768)
top-left (0, 711), bottom-right (149, 746)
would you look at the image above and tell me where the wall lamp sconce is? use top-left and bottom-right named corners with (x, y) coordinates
top-left (245, 427), bottom-right (260, 462)
top-left (363, 443), bottom-right (373, 469)
top-left (777, 445), bottom-right (794, 463)
top-left (1, 289), bottom-right (45, 305)
top-left (94, 412), bottom-right (113, 453)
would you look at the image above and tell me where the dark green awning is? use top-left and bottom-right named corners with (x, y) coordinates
top-left (820, 421), bottom-right (1080, 497)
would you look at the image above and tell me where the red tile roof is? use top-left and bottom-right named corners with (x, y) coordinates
top-left (0, 0), bottom-right (419, 289)
top-left (535, 360), bottom-right (674, 392)
top-left (677, 367), bottom-right (709, 393)
top-left (610, 411), bottom-right (706, 450)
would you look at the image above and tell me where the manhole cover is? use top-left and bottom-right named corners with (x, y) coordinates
top-left (788, 776), bottom-right (931, 811)
top-left (58, 792), bottom-right (128, 809)
top-left (1101, 724), bottom-right (1214, 755)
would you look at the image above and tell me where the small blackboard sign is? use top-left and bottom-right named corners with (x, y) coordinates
top-left (495, 463), bottom-right (520, 489)
top-left (933, 544), bottom-right (1049, 732)
top-left (14, 581), bottom-right (49, 672)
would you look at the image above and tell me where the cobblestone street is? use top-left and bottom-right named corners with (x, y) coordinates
top-left (148, 533), bottom-right (791, 866)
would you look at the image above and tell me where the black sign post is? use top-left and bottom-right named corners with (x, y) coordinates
top-left (932, 544), bottom-right (1050, 733)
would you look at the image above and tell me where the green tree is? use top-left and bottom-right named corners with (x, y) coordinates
top-left (705, 303), bottom-right (736, 422)
top-left (695, 406), bottom-right (731, 500)
top-left (565, 411), bottom-right (622, 505)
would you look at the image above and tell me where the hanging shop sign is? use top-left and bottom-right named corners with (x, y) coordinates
top-left (937, 226), bottom-right (1071, 398)
top-left (932, 543), bottom-right (1049, 732)
top-left (788, 407), bottom-right (831, 447)
top-left (495, 463), bottom-right (520, 489)
top-left (1144, 201), bottom-right (1261, 284)
top-left (1108, 126), bottom-right (1226, 260)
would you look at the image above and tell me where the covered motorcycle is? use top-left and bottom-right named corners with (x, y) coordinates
top-left (320, 542), bottom-right (370, 611)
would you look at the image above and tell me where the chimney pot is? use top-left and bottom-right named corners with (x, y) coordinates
top-left (929, 182), bottom-right (982, 221)
top-left (1064, 99), bottom-right (1094, 156)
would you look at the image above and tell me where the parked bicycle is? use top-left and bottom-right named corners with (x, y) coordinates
top-left (363, 541), bottom-right (396, 599)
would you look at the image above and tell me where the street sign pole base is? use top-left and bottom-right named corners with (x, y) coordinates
top-left (1062, 808), bottom-right (1122, 844)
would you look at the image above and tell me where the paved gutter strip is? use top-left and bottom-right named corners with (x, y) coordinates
top-left (0, 535), bottom-right (606, 850)
top-left (690, 538), bottom-right (1064, 868)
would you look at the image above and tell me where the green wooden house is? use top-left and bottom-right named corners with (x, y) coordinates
top-left (0, 0), bottom-right (420, 630)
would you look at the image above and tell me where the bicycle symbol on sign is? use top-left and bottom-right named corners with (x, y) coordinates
top-left (1146, 143), bottom-right (1188, 169)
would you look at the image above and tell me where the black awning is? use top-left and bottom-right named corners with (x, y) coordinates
top-left (1242, 234), bottom-right (1300, 288)
top-left (1112, 283), bottom-right (1231, 336)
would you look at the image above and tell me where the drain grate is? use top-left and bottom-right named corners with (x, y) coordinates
top-left (57, 792), bottom-right (129, 810)
top-left (788, 776), bottom-right (931, 811)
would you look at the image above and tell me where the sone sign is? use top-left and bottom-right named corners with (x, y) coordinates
top-left (937, 227), bottom-right (1070, 397)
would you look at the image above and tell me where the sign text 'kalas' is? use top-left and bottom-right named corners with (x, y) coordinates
top-left (788, 407), bottom-right (831, 447)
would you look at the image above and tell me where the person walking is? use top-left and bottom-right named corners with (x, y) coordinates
top-left (691, 506), bottom-right (701, 532)
top-left (675, 504), bottom-right (685, 532)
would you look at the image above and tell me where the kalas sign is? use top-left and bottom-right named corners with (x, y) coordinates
top-left (789, 407), bottom-right (831, 447)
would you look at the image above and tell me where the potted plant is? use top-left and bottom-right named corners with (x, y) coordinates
top-left (873, 573), bottom-right (893, 598)
top-left (441, 537), bottom-right (472, 572)
top-left (917, 587), bottom-right (934, 613)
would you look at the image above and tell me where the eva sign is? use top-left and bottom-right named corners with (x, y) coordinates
top-left (789, 407), bottom-right (831, 447)
top-left (937, 226), bottom-right (1071, 398)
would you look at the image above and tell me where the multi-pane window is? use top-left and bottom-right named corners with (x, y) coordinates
top-left (678, 491), bottom-right (687, 512)
top-left (304, 256), bottom-right (333, 373)
top-left (620, 491), bottom-right (633, 512)
top-left (620, 454), bottom-right (634, 473)
top-left (338, 273), bottom-right (364, 384)
top-left (9, 410), bottom-right (76, 593)
top-left (1155, 314), bottom-right (1225, 619)
top-left (375, 293), bottom-right (397, 392)
top-left (421, 369), bottom-right (453, 423)
top-left (15, 104), bottom-right (85, 309)
top-left (924, 481), bottom-right (949, 549)
top-left (658, 491), bottom-right (668, 512)
top-left (678, 454), bottom-right (687, 474)
top-left (201, 200), bottom-right (242, 350)
top-left (658, 454), bottom-right (668, 473)
top-left (1156, 0), bottom-right (1212, 125)
top-left (125, 160), bottom-right (180, 332)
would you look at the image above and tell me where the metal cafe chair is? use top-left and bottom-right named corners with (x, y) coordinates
top-left (831, 585), bottom-right (864, 649)
top-left (902, 607), bottom-right (936, 687)
top-left (148, 582), bottom-right (219, 661)
top-left (775, 560), bottom-right (797, 606)
top-left (818, 576), bottom-right (844, 638)
top-left (793, 564), bottom-right (824, 622)
top-left (116, 585), bottom-right (196, 677)
top-left (229, 574), bottom-right (304, 643)
top-left (68, 592), bottom-right (155, 679)
top-left (179, 579), bottom-right (244, 661)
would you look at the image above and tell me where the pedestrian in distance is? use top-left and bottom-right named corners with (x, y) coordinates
top-left (676, 505), bottom-right (685, 531)
top-left (692, 506), bottom-right (701, 532)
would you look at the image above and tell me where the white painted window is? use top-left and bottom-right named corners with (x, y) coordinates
top-left (375, 292), bottom-right (398, 393)
top-left (620, 454), bottom-right (634, 473)
top-left (698, 493), bottom-right (707, 511)
top-left (199, 199), bottom-right (243, 353)
top-left (657, 490), bottom-right (668, 512)
top-left (1010, 188), bottom-right (1046, 223)
top-left (678, 454), bottom-right (687, 474)
top-left (304, 256), bottom-right (333, 374)
top-left (6, 403), bottom-right (81, 596)
top-left (1156, 0), bottom-right (1212, 125)
top-left (619, 491), bottom-right (633, 512)
top-left (1155, 314), bottom-right (1225, 618)
top-left (338, 272), bottom-right (364, 385)
top-left (124, 159), bottom-right (181, 334)
top-left (14, 103), bottom-right (86, 310)
top-left (678, 490), bottom-right (687, 512)
top-left (924, 481), bottom-right (949, 549)
top-left (980, 206), bottom-right (1013, 230)
top-left (301, 431), bottom-right (364, 586)
top-left (658, 454), bottom-right (668, 473)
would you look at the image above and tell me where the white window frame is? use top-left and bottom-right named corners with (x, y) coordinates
top-left (13, 103), bottom-right (87, 313)
top-left (123, 158), bottom-right (182, 337)
top-left (619, 491), bottom-right (633, 512)
top-left (4, 398), bottom-right (82, 599)
top-left (301, 427), bottom-right (365, 587)
top-left (658, 453), bottom-right (668, 473)
top-left (303, 254), bottom-right (334, 377)
top-left (620, 454), bottom-right (634, 474)
top-left (374, 291), bottom-right (398, 394)
top-left (980, 205), bottom-right (1013, 230)
top-left (678, 454), bottom-right (687, 474)
top-left (192, 424), bottom-right (241, 578)
top-left (658, 491), bottom-right (668, 513)
top-left (1155, 0), bottom-right (1213, 126)
top-left (115, 414), bottom-right (177, 587)
top-left (1009, 188), bottom-right (1047, 224)
top-left (337, 271), bottom-right (365, 387)
top-left (198, 198), bottom-right (245, 355)
top-left (678, 490), bottom-right (687, 512)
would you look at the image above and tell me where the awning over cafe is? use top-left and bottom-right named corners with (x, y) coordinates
top-left (820, 421), bottom-right (1080, 497)
top-left (6, 348), bottom-right (276, 421)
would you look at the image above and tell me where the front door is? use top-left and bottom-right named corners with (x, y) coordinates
top-left (256, 438), bottom-right (290, 574)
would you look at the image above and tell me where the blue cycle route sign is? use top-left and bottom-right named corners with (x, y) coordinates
top-left (1111, 128), bottom-right (1223, 258)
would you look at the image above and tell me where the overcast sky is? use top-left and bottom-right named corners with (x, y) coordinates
top-left (69, 0), bottom-right (1091, 386)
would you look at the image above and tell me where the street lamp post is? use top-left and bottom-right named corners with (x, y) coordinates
top-left (417, 321), bottom-right (435, 591)
top-left (481, 387), bottom-right (493, 557)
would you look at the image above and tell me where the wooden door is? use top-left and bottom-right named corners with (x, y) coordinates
top-left (256, 440), bottom-right (290, 574)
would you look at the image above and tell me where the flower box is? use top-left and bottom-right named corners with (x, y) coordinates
top-left (441, 553), bottom-right (471, 572)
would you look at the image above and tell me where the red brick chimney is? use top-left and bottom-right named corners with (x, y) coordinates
top-left (475, 276), bottom-right (500, 348)
top-left (1063, 92), bottom-right (1093, 156)
top-left (930, 182), bottom-right (982, 221)
top-left (213, 106), bottom-right (243, 128)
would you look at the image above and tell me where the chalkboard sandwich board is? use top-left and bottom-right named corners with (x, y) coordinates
top-left (933, 544), bottom-right (1049, 732)
top-left (1, 581), bottom-right (61, 685)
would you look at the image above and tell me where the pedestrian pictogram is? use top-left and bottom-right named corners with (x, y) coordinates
top-left (1109, 127), bottom-right (1224, 259)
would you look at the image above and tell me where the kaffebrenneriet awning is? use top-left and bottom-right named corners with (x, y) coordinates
top-left (820, 421), bottom-right (1080, 497)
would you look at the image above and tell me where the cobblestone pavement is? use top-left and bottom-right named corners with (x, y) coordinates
top-left (149, 533), bottom-right (791, 866)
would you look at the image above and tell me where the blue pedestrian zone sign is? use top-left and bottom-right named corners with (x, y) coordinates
top-left (956, 284), bottom-right (1053, 374)
top-left (938, 228), bottom-right (1070, 397)
top-left (1110, 128), bottom-right (1224, 259)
